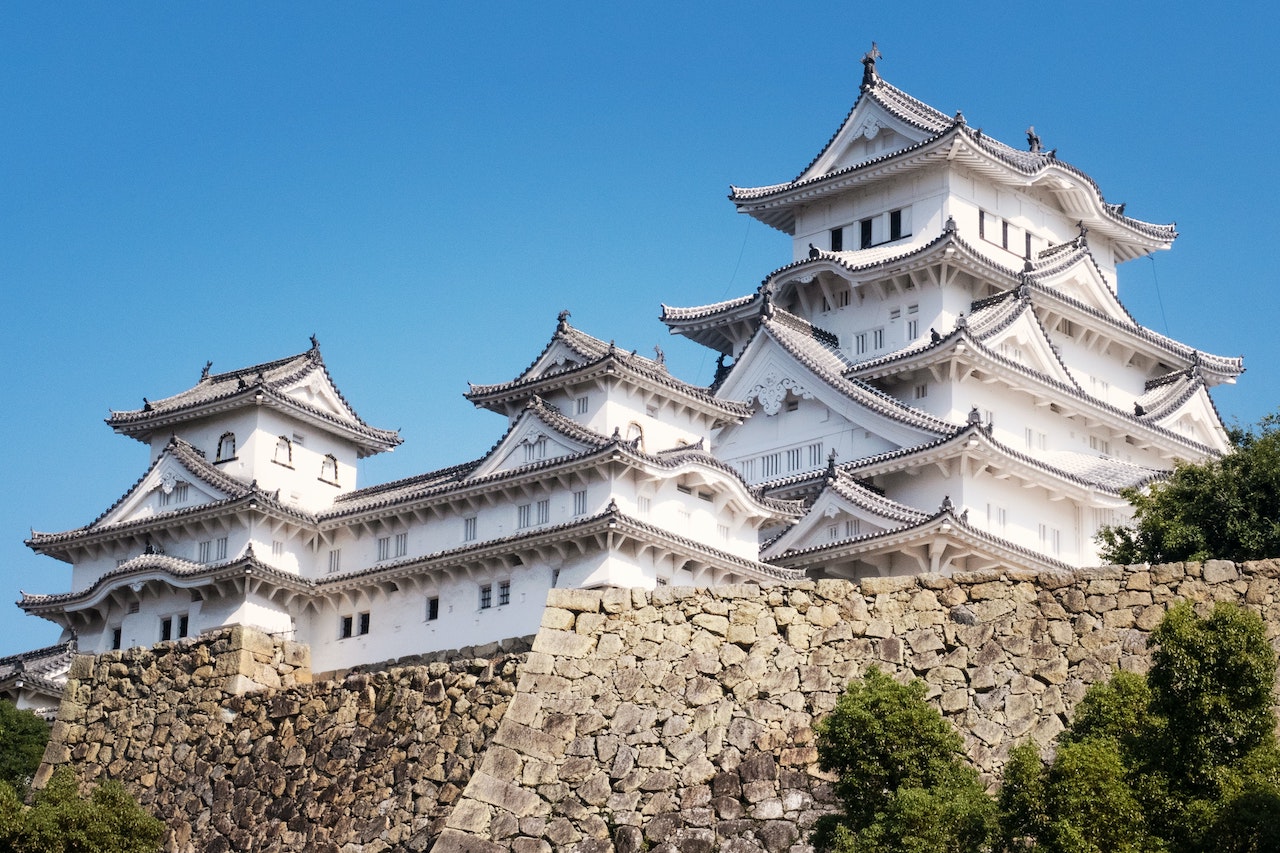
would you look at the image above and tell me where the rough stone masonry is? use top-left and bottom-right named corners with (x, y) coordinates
top-left (38, 559), bottom-right (1280, 852)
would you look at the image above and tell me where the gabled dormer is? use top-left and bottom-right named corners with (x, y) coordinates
top-left (468, 397), bottom-right (609, 480)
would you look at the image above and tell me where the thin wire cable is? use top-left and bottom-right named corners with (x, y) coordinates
top-left (1148, 254), bottom-right (1170, 335)
top-left (696, 218), bottom-right (754, 380)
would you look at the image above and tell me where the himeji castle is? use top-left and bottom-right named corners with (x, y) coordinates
top-left (12, 50), bottom-right (1240, 706)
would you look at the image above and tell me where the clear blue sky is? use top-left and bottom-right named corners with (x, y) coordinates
top-left (2, 4), bottom-right (1276, 656)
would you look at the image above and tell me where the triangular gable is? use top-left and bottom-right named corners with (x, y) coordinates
top-left (279, 364), bottom-right (361, 424)
top-left (1034, 253), bottom-right (1130, 323)
top-left (717, 323), bottom-right (950, 451)
top-left (797, 87), bottom-right (942, 183)
top-left (979, 302), bottom-right (1077, 387)
top-left (1150, 384), bottom-right (1232, 453)
top-left (468, 403), bottom-right (603, 480)
top-left (93, 450), bottom-right (240, 530)
top-left (761, 479), bottom-right (921, 560)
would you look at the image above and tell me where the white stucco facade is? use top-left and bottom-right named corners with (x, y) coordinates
top-left (19, 54), bottom-right (1239, 677)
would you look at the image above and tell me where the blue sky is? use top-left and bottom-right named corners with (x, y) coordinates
top-left (2, 4), bottom-right (1276, 656)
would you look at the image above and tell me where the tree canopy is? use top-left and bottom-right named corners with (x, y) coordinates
top-left (0, 701), bottom-right (51, 796)
top-left (0, 767), bottom-right (164, 853)
top-left (1098, 413), bottom-right (1280, 564)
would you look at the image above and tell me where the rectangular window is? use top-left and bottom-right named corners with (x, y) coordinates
top-left (517, 504), bottom-right (532, 529)
top-left (860, 218), bottom-right (873, 249)
top-left (889, 307), bottom-right (901, 321)
top-left (358, 612), bottom-right (370, 635)
top-left (426, 597), bottom-right (439, 621)
top-left (479, 584), bottom-right (493, 610)
top-left (160, 617), bottom-right (172, 642)
top-left (1025, 231), bottom-right (1033, 259)
top-left (830, 226), bottom-right (843, 251)
top-left (178, 614), bottom-right (189, 639)
top-left (573, 489), bottom-right (587, 516)
top-left (828, 524), bottom-right (839, 541)
top-left (175, 483), bottom-right (188, 502)
top-left (739, 458), bottom-right (756, 480)
top-left (215, 537), bottom-right (227, 561)
top-left (340, 615), bottom-right (354, 639)
top-left (575, 396), bottom-right (588, 415)
top-left (271, 540), bottom-right (284, 557)
top-left (536, 498), bottom-right (550, 525)
top-left (786, 448), bottom-right (802, 471)
top-left (987, 503), bottom-right (1007, 533)
top-left (158, 490), bottom-right (171, 507)
top-left (889, 209), bottom-right (904, 241)
top-left (498, 580), bottom-right (511, 606)
top-left (463, 516), bottom-right (477, 542)
top-left (872, 328), bottom-right (885, 349)
top-left (845, 519), bottom-right (861, 538)
top-left (678, 509), bottom-right (691, 525)
top-left (835, 289), bottom-right (850, 308)
top-left (718, 524), bottom-right (730, 541)
top-left (1001, 220), bottom-right (1010, 249)
top-left (914, 383), bottom-right (928, 399)
top-left (111, 627), bottom-right (122, 650)
top-left (197, 541), bottom-right (211, 563)
top-left (761, 453), bottom-right (781, 478)
top-left (328, 549), bottom-right (341, 574)
top-left (394, 532), bottom-right (408, 557)
top-left (855, 332), bottom-right (868, 355)
top-left (637, 496), bottom-right (651, 516)
top-left (1039, 524), bottom-right (1061, 555)
top-left (377, 536), bottom-right (390, 561)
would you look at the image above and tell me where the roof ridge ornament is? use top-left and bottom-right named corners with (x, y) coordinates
top-left (1026, 125), bottom-right (1042, 153)
top-left (309, 334), bottom-right (320, 351)
top-left (557, 309), bottom-right (571, 331)
top-left (943, 215), bottom-right (957, 234)
top-left (860, 42), bottom-right (882, 90)
top-left (200, 361), bottom-right (212, 382)
top-left (825, 449), bottom-right (839, 483)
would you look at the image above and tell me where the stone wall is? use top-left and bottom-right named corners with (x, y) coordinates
top-left (40, 560), bottom-right (1280, 852)
top-left (41, 626), bottom-right (525, 852)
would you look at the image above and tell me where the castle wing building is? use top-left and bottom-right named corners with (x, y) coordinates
top-left (16, 50), bottom-right (1242, 680)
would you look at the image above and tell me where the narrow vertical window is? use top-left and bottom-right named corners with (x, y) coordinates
top-left (274, 436), bottom-right (293, 466)
top-left (830, 226), bottom-right (843, 252)
top-left (175, 483), bottom-right (189, 502)
top-left (340, 615), bottom-right (354, 639)
top-left (215, 537), bottom-right (227, 560)
top-left (536, 498), bottom-right (550, 525)
top-left (328, 549), bottom-right (341, 574)
top-left (575, 396), bottom-right (588, 415)
top-left (178, 614), bottom-right (189, 638)
top-left (377, 536), bottom-right (390, 561)
top-left (637, 496), bottom-right (651, 516)
top-left (573, 489), bottom-right (587, 516)
top-left (479, 584), bottom-right (492, 610)
top-left (498, 580), bottom-right (511, 606)
top-left (160, 617), bottom-right (172, 642)
top-left (216, 432), bottom-right (236, 462)
top-left (320, 454), bottom-right (339, 484)
top-left (426, 597), bottom-right (439, 621)
top-left (394, 532), bottom-right (408, 557)
top-left (111, 627), bottom-right (122, 650)
top-left (158, 489), bottom-right (171, 508)
top-left (358, 612), bottom-right (371, 635)
top-left (860, 218), bottom-right (873, 249)
top-left (271, 540), bottom-right (284, 557)
top-left (889, 209), bottom-right (904, 241)
top-left (198, 540), bottom-right (211, 563)
top-left (517, 504), bottom-right (532, 529)
top-left (463, 516), bottom-right (477, 541)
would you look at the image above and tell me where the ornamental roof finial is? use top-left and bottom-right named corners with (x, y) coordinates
top-left (653, 344), bottom-right (665, 367)
top-left (860, 42), bottom-right (882, 89)
top-left (557, 309), bottom-right (571, 330)
top-left (309, 334), bottom-right (319, 350)
top-left (1026, 125), bottom-right (1042, 153)
top-left (200, 360), bottom-right (212, 381)
top-left (826, 449), bottom-right (839, 482)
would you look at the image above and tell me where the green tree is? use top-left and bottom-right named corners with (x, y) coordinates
top-left (0, 767), bottom-right (164, 853)
top-left (996, 602), bottom-right (1280, 853)
top-left (0, 701), bottom-right (50, 796)
top-left (1098, 413), bottom-right (1280, 564)
top-left (812, 666), bottom-right (995, 853)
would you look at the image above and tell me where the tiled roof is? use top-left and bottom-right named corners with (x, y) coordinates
top-left (730, 74), bottom-right (1175, 247)
top-left (466, 317), bottom-right (749, 418)
top-left (27, 437), bottom-right (315, 553)
top-left (0, 640), bottom-right (75, 685)
top-left (768, 504), bottom-right (1074, 574)
top-left (758, 312), bottom-right (958, 436)
top-left (106, 341), bottom-right (400, 455)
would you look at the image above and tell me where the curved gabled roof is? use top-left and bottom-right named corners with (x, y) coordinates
top-left (27, 437), bottom-right (315, 558)
top-left (107, 340), bottom-right (400, 457)
top-left (729, 70), bottom-right (1175, 260)
top-left (767, 503), bottom-right (1074, 575)
top-left (467, 315), bottom-right (749, 421)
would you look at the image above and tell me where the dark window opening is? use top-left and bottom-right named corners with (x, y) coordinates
top-left (111, 627), bottom-right (122, 650)
top-left (860, 219), bottom-right (873, 249)
top-left (160, 617), bottom-right (172, 642)
top-left (340, 615), bottom-right (354, 639)
top-left (358, 612), bottom-right (371, 635)
top-left (427, 597), bottom-right (439, 621)
top-left (830, 227), bottom-right (843, 252)
top-left (889, 210), bottom-right (903, 241)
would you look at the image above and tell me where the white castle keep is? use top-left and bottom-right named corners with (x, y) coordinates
top-left (9, 51), bottom-right (1239, 713)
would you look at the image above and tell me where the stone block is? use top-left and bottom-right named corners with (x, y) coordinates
top-left (545, 588), bottom-right (602, 613)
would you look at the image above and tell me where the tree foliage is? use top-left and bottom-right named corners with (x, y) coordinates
top-left (0, 701), bottom-right (51, 796)
top-left (1098, 414), bottom-right (1280, 564)
top-left (0, 767), bottom-right (164, 853)
top-left (812, 666), bottom-right (995, 852)
top-left (998, 601), bottom-right (1280, 853)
